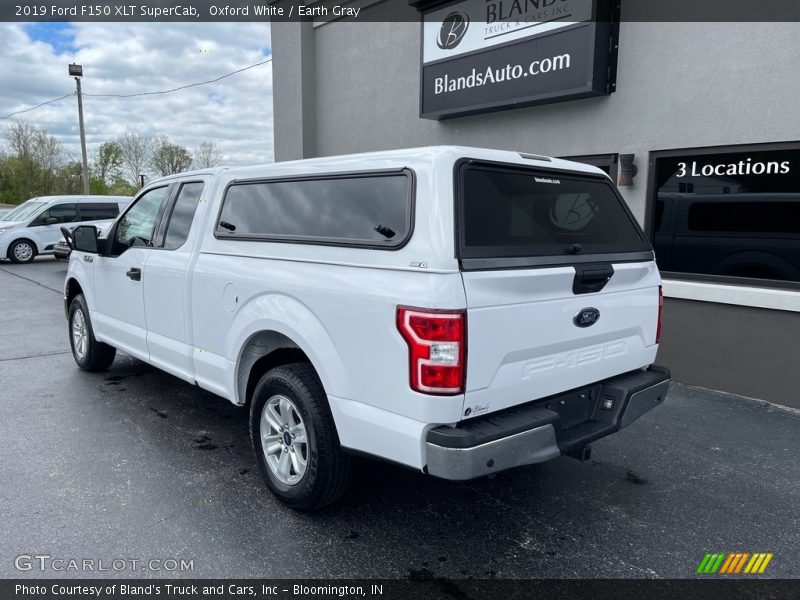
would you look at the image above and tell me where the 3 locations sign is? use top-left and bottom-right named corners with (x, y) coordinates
top-left (419, 0), bottom-right (619, 119)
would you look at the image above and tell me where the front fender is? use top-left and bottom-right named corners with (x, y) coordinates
top-left (65, 253), bottom-right (95, 310)
top-left (14, 230), bottom-right (46, 253)
top-left (226, 292), bottom-right (352, 402)
top-left (1, 232), bottom-right (43, 256)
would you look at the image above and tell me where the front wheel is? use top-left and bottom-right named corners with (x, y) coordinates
top-left (8, 239), bottom-right (36, 264)
top-left (69, 294), bottom-right (116, 371)
top-left (250, 363), bottom-right (352, 510)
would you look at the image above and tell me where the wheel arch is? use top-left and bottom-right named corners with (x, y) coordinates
top-left (65, 277), bottom-right (84, 305)
top-left (227, 294), bottom-right (353, 407)
top-left (236, 331), bottom-right (312, 406)
top-left (64, 277), bottom-right (85, 319)
top-left (7, 236), bottom-right (39, 259)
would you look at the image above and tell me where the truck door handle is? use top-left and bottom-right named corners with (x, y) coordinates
top-left (126, 268), bottom-right (142, 281)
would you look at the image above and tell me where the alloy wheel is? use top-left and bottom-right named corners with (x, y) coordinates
top-left (260, 394), bottom-right (309, 485)
top-left (13, 242), bottom-right (33, 262)
top-left (71, 308), bottom-right (88, 360)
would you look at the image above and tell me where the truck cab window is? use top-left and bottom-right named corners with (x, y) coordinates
top-left (114, 187), bottom-right (170, 253)
top-left (162, 182), bottom-right (204, 250)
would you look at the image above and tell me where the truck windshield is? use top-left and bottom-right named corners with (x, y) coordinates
top-left (2, 201), bottom-right (45, 222)
top-left (457, 163), bottom-right (650, 259)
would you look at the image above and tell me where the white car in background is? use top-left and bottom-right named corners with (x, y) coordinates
top-left (0, 195), bottom-right (131, 263)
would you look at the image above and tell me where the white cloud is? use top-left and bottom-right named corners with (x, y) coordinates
top-left (0, 22), bottom-right (273, 168)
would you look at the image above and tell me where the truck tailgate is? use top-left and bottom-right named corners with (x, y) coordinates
top-left (461, 261), bottom-right (661, 418)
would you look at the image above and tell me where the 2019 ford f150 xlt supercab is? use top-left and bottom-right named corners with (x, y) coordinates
top-left (64, 147), bottom-right (669, 510)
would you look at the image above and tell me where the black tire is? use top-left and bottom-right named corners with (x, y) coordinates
top-left (250, 363), bottom-right (352, 510)
top-left (68, 294), bottom-right (116, 372)
top-left (8, 239), bottom-right (36, 264)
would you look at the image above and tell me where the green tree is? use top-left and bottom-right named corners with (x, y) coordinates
top-left (151, 135), bottom-right (193, 176)
top-left (107, 178), bottom-right (138, 196)
top-left (89, 176), bottom-right (109, 195)
top-left (0, 151), bottom-right (13, 204)
top-left (116, 132), bottom-right (154, 187)
top-left (93, 141), bottom-right (123, 185)
top-left (0, 120), bottom-right (132, 203)
top-left (3, 120), bottom-right (66, 202)
top-left (55, 161), bottom-right (85, 195)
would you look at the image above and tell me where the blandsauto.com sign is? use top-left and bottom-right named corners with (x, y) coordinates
top-left (420, 0), bottom-right (619, 119)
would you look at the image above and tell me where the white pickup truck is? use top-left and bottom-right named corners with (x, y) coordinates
top-left (65, 146), bottom-right (669, 510)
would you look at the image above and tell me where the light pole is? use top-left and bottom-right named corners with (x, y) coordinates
top-left (69, 63), bottom-right (90, 195)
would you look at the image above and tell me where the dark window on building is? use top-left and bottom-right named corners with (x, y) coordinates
top-left (217, 173), bottom-right (412, 247)
top-left (653, 199), bottom-right (665, 234)
top-left (678, 182), bottom-right (694, 193)
top-left (163, 182), bottom-right (203, 250)
top-left (80, 203), bottom-right (120, 221)
top-left (652, 145), bottom-right (800, 286)
top-left (458, 164), bottom-right (649, 258)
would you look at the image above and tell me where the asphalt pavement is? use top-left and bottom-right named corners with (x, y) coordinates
top-left (0, 257), bottom-right (798, 579)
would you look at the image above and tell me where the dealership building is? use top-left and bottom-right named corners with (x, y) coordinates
top-left (270, 0), bottom-right (800, 407)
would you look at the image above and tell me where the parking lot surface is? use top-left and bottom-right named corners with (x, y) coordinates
top-left (1, 258), bottom-right (798, 579)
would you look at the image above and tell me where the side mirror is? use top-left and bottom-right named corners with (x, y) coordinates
top-left (45, 217), bottom-right (59, 225)
top-left (60, 226), bottom-right (74, 249)
top-left (73, 225), bottom-right (99, 254)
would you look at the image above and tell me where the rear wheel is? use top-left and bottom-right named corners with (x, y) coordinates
top-left (8, 239), bottom-right (36, 264)
top-left (69, 294), bottom-right (116, 371)
top-left (250, 363), bottom-right (352, 510)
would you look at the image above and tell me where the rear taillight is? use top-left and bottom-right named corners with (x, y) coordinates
top-left (396, 307), bottom-right (466, 395)
top-left (656, 286), bottom-right (664, 343)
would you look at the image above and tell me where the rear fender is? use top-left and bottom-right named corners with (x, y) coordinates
top-left (227, 293), bottom-right (351, 404)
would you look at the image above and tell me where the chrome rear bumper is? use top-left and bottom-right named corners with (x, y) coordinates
top-left (425, 366), bottom-right (670, 480)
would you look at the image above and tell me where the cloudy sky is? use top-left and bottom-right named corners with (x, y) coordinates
top-left (0, 22), bottom-right (273, 167)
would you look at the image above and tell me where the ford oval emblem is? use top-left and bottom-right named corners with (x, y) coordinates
top-left (573, 308), bottom-right (600, 328)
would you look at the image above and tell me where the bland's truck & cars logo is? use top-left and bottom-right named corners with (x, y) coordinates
top-left (437, 12), bottom-right (470, 49)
